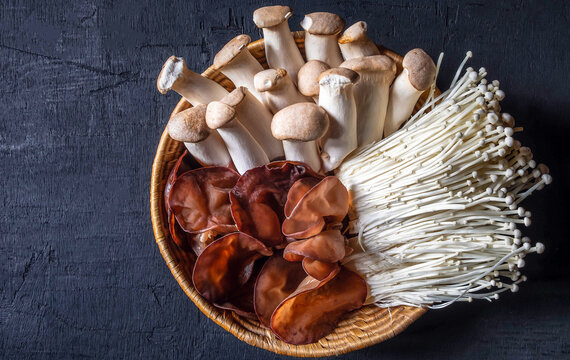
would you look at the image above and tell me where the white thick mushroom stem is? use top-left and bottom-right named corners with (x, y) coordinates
top-left (384, 48), bottom-right (436, 137)
top-left (206, 101), bottom-right (269, 174)
top-left (253, 5), bottom-right (305, 85)
top-left (318, 68), bottom-right (359, 172)
top-left (271, 103), bottom-right (329, 172)
top-left (254, 68), bottom-right (312, 113)
top-left (157, 56), bottom-right (228, 105)
top-left (213, 34), bottom-right (265, 103)
top-left (167, 104), bottom-right (233, 168)
top-left (219, 87), bottom-right (284, 160)
top-left (338, 21), bottom-right (381, 60)
top-left (300, 12), bottom-right (345, 67)
top-left (340, 55), bottom-right (396, 146)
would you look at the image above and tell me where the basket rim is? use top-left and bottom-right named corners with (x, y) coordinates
top-left (150, 32), bottom-right (428, 357)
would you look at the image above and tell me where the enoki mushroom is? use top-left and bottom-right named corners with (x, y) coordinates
top-left (337, 52), bottom-right (551, 309)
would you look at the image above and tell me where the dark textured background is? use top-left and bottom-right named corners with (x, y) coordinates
top-left (1, 0), bottom-right (569, 359)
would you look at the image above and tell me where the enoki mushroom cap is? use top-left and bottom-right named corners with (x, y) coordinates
top-left (300, 12), bottom-right (345, 35)
top-left (253, 5), bottom-right (292, 28)
top-left (254, 68), bottom-right (288, 92)
top-left (212, 34), bottom-right (252, 70)
top-left (402, 48), bottom-right (437, 91)
top-left (167, 104), bottom-right (211, 143)
top-left (272, 102), bottom-right (329, 141)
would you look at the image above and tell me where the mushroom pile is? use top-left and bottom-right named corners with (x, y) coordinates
top-left (158, 5), bottom-right (436, 175)
top-left (156, 4), bottom-right (551, 346)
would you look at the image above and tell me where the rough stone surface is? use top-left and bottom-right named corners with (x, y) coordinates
top-left (1, 0), bottom-right (569, 359)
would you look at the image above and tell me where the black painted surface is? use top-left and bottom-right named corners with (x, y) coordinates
top-left (1, 0), bottom-right (569, 359)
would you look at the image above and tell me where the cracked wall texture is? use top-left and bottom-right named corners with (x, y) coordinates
top-left (1, 0), bottom-right (569, 359)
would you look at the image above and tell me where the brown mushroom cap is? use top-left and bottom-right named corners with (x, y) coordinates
top-left (340, 55), bottom-right (396, 74)
top-left (297, 60), bottom-right (331, 97)
top-left (338, 21), bottom-right (369, 44)
top-left (318, 67), bottom-right (359, 86)
top-left (402, 48), bottom-right (437, 91)
top-left (157, 56), bottom-right (186, 94)
top-left (253, 5), bottom-right (292, 28)
top-left (167, 104), bottom-right (211, 143)
top-left (300, 12), bottom-right (345, 36)
top-left (272, 103), bottom-right (329, 141)
top-left (206, 101), bottom-right (237, 129)
top-left (254, 68), bottom-right (288, 92)
top-left (212, 35), bottom-right (252, 70)
top-left (218, 86), bottom-right (248, 107)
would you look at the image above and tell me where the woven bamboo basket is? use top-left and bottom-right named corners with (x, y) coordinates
top-left (151, 31), bottom-right (431, 357)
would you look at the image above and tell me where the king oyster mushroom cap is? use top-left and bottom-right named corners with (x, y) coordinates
top-left (219, 87), bottom-right (284, 160)
top-left (206, 101), bottom-right (269, 174)
top-left (167, 104), bottom-right (233, 167)
top-left (300, 12), bottom-right (345, 67)
top-left (271, 102), bottom-right (329, 172)
top-left (254, 68), bottom-right (312, 113)
top-left (297, 60), bottom-right (331, 101)
top-left (213, 34), bottom-right (265, 103)
top-left (340, 55), bottom-right (396, 146)
top-left (384, 48), bottom-right (436, 137)
top-left (338, 21), bottom-right (381, 60)
top-left (157, 56), bottom-right (228, 105)
top-left (253, 5), bottom-right (305, 85)
top-left (317, 67), bottom-right (359, 172)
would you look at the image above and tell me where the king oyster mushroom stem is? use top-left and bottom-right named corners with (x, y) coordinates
top-left (206, 101), bottom-right (269, 174)
top-left (297, 60), bottom-right (331, 102)
top-left (318, 67), bottom-right (359, 172)
top-left (338, 21), bottom-right (381, 60)
top-left (167, 104), bottom-right (233, 168)
top-left (157, 56), bottom-right (228, 105)
top-left (218, 87), bottom-right (284, 160)
top-left (271, 102), bottom-right (329, 172)
top-left (213, 34), bottom-right (266, 103)
top-left (300, 12), bottom-right (345, 67)
top-left (253, 5), bottom-right (305, 85)
top-left (254, 68), bottom-right (312, 113)
top-left (384, 48), bottom-right (436, 137)
top-left (340, 55), bottom-right (396, 146)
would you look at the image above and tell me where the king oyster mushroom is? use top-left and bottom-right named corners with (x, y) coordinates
top-left (254, 68), bottom-right (312, 114)
top-left (212, 34), bottom-right (265, 103)
top-left (253, 5), bottom-right (305, 84)
top-left (218, 87), bottom-right (284, 160)
top-left (384, 48), bottom-right (436, 137)
top-left (340, 55), bottom-right (396, 146)
top-left (271, 102), bottom-right (329, 172)
top-left (157, 56), bottom-right (227, 105)
top-left (167, 104), bottom-right (233, 167)
top-left (297, 60), bottom-right (331, 102)
top-left (206, 101), bottom-right (269, 174)
top-left (318, 67), bottom-right (359, 172)
top-left (338, 21), bottom-right (380, 60)
top-left (300, 12), bottom-right (345, 67)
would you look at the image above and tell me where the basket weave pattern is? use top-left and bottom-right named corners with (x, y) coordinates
top-left (150, 31), bottom-right (427, 357)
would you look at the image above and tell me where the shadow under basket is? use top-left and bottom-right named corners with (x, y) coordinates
top-left (150, 31), bottom-right (430, 357)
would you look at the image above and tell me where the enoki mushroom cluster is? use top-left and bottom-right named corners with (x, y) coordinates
top-left (337, 53), bottom-right (551, 308)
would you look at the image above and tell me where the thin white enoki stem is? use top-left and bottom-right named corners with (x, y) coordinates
top-left (426, 52), bottom-right (444, 108)
top-left (337, 53), bottom-right (550, 308)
